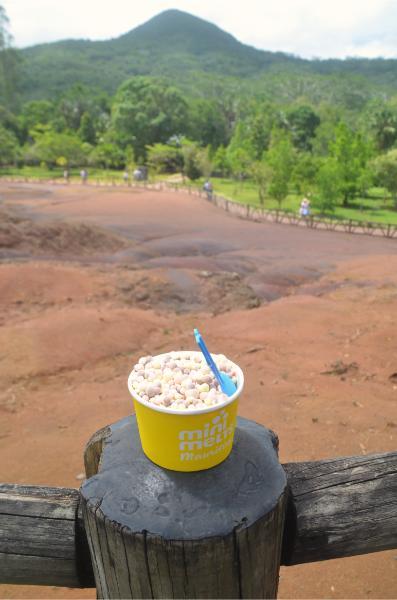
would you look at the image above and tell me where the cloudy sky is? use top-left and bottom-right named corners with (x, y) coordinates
top-left (3, 0), bottom-right (397, 59)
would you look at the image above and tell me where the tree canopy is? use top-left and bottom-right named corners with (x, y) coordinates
top-left (0, 5), bottom-right (19, 107)
top-left (1, 6), bottom-right (397, 219)
top-left (111, 77), bottom-right (188, 161)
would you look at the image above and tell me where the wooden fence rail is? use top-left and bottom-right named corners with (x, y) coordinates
top-left (1, 444), bottom-right (396, 591)
top-left (2, 177), bottom-right (397, 239)
top-left (282, 451), bottom-right (397, 564)
top-left (0, 484), bottom-right (93, 587)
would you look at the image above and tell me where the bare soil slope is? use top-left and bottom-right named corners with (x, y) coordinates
top-left (0, 182), bottom-right (396, 599)
top-left (0, 209), bottom-right (128, 256)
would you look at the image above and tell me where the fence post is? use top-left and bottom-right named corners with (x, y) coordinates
top-left (81, 415), bottom-right (287, 599)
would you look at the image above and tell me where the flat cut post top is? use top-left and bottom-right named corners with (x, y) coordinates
top-left (81, 416), bottom-right (286, 539)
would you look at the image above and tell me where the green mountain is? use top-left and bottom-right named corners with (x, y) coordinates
top-left (19, 9), bottom-right (397, 102)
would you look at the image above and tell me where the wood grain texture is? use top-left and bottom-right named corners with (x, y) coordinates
top-left (84, 424), bottom-right (111, 479)
top-left (0, 483), bottom-right (94, 587)
top-left (1, 431), bottom-right (395, 593)
top-left (81, 415), bottom-right (288, 599)
top-left (282, 451), bottom-right (397, 565)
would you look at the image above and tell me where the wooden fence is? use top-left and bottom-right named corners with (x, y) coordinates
top-left (2, 176), bottom-right (397, 239)
top-left (1, 415), bottom-right (396, 598)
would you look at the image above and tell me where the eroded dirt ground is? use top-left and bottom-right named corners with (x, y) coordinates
top-left (0, 182), bottom-right (396, 599)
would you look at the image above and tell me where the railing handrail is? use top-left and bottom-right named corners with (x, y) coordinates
top-left (1, 176), bottom-right (396, 238)
top-left (1, 449), bottom-right (396, 588)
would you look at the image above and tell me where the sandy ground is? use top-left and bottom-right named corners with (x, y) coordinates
top-left (0, 182), bottom-right (396, 599)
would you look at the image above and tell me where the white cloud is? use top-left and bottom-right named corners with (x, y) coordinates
top-left (3, 0), bottom-right (397, 59)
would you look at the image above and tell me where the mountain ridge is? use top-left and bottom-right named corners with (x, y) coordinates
top-left (19, 9), bottom-right (397, 101)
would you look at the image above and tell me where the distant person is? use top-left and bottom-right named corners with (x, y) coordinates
top-left (133, 168), bottom-right (142, 181)
top-left (299, 197), bottom-right (310, 218)
top-left (203, 179), bottom-right (213, 200)
top-left (80, 169), bottom-right (88, 184)
top-left (63, 169), bottom-right (69, 183)
top-left (123, 171), bottom-right (129, 185)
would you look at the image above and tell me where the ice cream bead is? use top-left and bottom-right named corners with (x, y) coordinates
top-left (129, 351), bottom-right (238, 411)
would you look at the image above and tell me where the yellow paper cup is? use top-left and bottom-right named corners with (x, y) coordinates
top-left (127, 351), bottom-right (244, 471)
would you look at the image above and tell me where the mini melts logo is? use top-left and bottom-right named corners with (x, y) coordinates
top-left (179, 410), bottom-right (235, 461)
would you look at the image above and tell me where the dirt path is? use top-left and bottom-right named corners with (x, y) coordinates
top-left (0, 183), bottom-right (396, 599)
top-left (2, 182), bottom-right (396, 301)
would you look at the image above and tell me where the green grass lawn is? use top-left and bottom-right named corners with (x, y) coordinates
top-left (0, 165), bottom-right (130, 182)
top-left (2, 167), bottom-right (397, 225)
top-left (205, 178), bottom-right (397, 225)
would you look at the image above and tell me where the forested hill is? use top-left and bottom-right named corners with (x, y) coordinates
top-left (19, 9), bottom-right (397, 102)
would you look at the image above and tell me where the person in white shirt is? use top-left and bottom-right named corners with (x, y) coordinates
top-left (299, 197), bottom-right (310, 217)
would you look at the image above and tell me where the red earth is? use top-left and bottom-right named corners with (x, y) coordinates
top-left (0, 182), bottom-right (396, 599)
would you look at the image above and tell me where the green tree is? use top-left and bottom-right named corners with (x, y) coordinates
top-left (89, 142), bottom-right (125, 169)
top-left (292, 153), bottom-right (319, 195)
top-left (235, 100), bottom-right (277, 160)
top-left (18, 100), bottom-right (54, 143)
top-left (0, 104), bottom-right (21, 142)
top-left (57, 85), bottom-right (94, 131)
top-left (56, 85), bottom-right (109, 133)
top-left (311, 119), bottom-right (337, 156)
top-left (20, 100), bottom-right (54, 130)
top-left (311, 104), bottom-right (342, 157)
top-left (285, 105), bottom-right (320, 151)
top-left (0, 124), bottom-right (19, 164)
top-left (330, 122), bottom-right (372, 206)
top-left (266, 129), bottom-right (295, 208)
top-left (78, 112), bottom-right (97, 144)
top-left (187, 98), bottom-right (229, 148)
top-left (227, 103), bottom-right (277, 164)
top-left (227, 146), bottom-right (252, 185)
top-left (372, 149), bottom-right (397, 208)
top-left (249, 103), bottom-right (277, 159)
top-left (213, 89), bottom-right (240, 142)
top-left (313, 159), bottom-right (341, 213)
top-left (112, 77), bottom-right (188, 161)
top-left (181, 141), bottom-right (202, 180)
top-left (147, 143), bottom-right (183, 174)
top-left (212, 145), bottom-right (230, 177)
top-left (226, 122), bottom-right (254, 184)
top-left (0, 5), bottom-right (19, 107)
top-left (27, 131), bottom-right (89, 167)
top-left (364, 100), bottom-right (397, 152)
top-left (124, 146), bottom-right (136, 172)
top-left (249, 160), bottom-right (272, 206)
top-left (196, 146), bottom-right (213, 179)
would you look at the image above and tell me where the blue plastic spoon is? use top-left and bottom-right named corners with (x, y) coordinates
top-left (194, 328), bottom-right (237, 397)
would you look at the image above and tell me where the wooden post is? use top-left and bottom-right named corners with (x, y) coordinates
top-left (81, 416), bottom-right (287, 599)
top-left (1, 451), bottom-right (396, 590)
